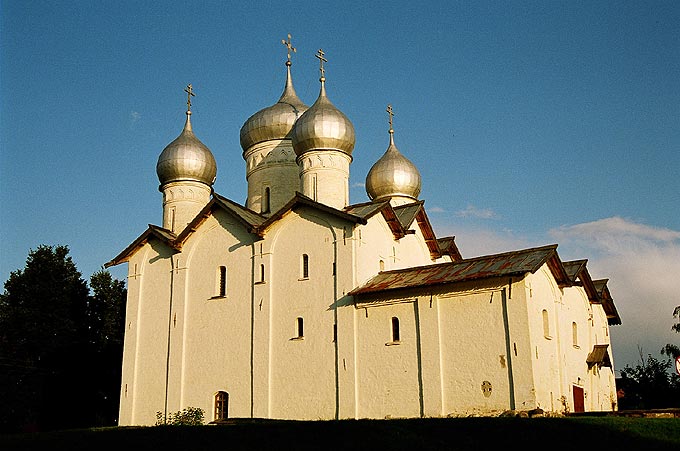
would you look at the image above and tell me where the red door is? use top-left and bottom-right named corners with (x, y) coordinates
top-left (573, 385), bottom-right (585, 412)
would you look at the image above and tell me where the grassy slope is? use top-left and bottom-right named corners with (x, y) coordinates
top-left (2, 417), bottom-right (679, 451)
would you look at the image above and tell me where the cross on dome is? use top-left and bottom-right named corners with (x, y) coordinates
top-left (184, 84), bottom-right (195, 113)
top-left (281, 34), bottom-right (296, 66)
top-left (387, 104), bottom-right (395, 134)
top-left (316, 48), bottom-right (327, 80)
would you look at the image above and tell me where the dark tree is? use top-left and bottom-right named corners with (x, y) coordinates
top-left (86, 270), bottom-right (127, 426)
top-left (618, 350), bottom-right (680, 410)
top-left (0, 245), bottom-right (90, 431)
top-left (0, 246), bottom-right (127, 432)
top-left (661, 305), bottom-right (680, 359)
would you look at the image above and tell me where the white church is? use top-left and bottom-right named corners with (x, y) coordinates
top-left (107, 38), bottom-right (621, 424)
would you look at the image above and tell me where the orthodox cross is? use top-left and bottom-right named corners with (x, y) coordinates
top-left (316, 48), bottom-right (327, 78)
top-left (281, 34), bottom-right (296, 65)
top-left (184, 84), bottom-right (195, 112)
top-left (386, 104), bottom-right (395, 132)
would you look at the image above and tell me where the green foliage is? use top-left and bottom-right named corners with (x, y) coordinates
top-left (156, 407), bottom-right (205, 426)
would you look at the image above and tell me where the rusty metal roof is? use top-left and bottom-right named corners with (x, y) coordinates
top-left (350, 244), bottom-right (560, 296)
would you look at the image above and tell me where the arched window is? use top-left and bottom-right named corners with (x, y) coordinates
top-left (260, 264), bottom-right (265, 283)
top-left (296, 317), bottom-right (304, 338)
top-left (391, 317), bottom-right (400, 342)
top-left (262, 187), bottom-right (270, 214)
top-left (572, 322), bottom-right (578, 347)
top-left (379, 259), bottom-right (385, 271)
top-left (214, 391), bottom-right (228, 420)
top-left (217, 266), bottom-right (227, 297)
top-left (301, 254), bottom-right (309, 279)
top-left (542, 309), bottom-right (550, 338)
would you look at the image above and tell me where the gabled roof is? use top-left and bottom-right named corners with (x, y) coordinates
top-left (346, 200), bottom-right (448, 260)
top-left (561, 260), bottom-right (621, 325)
top-left (436, 236), bottom-right (463, 262)
top-left (593, 279), bottom-right (621, 326)
top-left (350, 244), bottom-right (566, 297)
top-left (257, 193), bottom-right (367, 235)
top-left (174, 193), bottom-right (266, 246)
top-left (105, 224), bottom-right (177, 267)
top-left (344, 200), bottom-right (390, 220)
top-left (586, 344), bottom-right (612, 368)
top-left (393, 201), bottom-right (423, 230)
top-left (562, 259), bottom-right (587, 284)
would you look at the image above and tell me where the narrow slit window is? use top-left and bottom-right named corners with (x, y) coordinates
top-left (301, 254), bottom-right (309, 279)
top-left (572, 322), bottom-right (578, 347)
top-left (262, 187), bottom-right (270, 214)
top-left (379, 259), bottom-right (385, 271)
top-left (260, 264), bottom-right (265, 283)
top-left (214, 391), bottom-right (228, 420)
top-left (218, 266), bottom-right (227, 297)
top-left (296, 317), bottom-right (304, 338)
top-left (391, 317), bottom-right (400, 342)
top-left (542, 309), bottom-right (550, 338)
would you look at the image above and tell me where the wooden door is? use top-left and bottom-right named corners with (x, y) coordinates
top-left (573, 385), bottom-right (585, 413)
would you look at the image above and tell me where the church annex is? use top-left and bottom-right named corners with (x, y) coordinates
top-left (107, 37), bottom-right (621, 424)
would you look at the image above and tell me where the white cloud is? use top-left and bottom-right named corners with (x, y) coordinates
top-left (549, 217), bottom-right (680, 371)
top-left (429, 206), bottom-right (445, 213)
top-left (455, 205), bottom-right (499, 220)
top-left (351, 182), bottom-right (365, 188)
top-left (130, 111), bottom-right (141, 123)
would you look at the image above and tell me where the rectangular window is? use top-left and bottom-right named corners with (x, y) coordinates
top-left (542, 309), bottom-right (551, 339)
top-left (572, 322), bottom-right (579, 347)
top-left (391, 317), bottom-right (400, 342)
top-left (217, 266), bottom-right (227, 297)
top-left (296, 317), bottom-right (304, 338)
top-left (301, 254), bottom-right (309, 279)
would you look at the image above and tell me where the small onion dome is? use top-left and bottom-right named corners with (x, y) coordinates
top-left (157, 112), bottom-right (217, 187)
top-left (291, 78), bottom-right (355, 157)
top-left (239, 63), bottom-right (309, 151)
top-left (366, 131), bottom-right (421, 201)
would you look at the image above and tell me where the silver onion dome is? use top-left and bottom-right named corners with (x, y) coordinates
top-left (157, 112), bottom-right (217, 187)
top-left (366, 127), bottom-right (421, 201)
top-left (291, 53), bottom-right (355, 157)
top-left (239, 62), bottom-right (309, 152)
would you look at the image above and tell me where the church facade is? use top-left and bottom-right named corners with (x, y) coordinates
top-left (107, 41), bottom-right (620, 425)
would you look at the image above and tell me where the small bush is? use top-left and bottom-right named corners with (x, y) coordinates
top-left (155, 407), bottom-right (204, 426)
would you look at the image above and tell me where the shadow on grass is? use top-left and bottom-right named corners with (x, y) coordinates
top-left (2, 417), bottom-right (679, 451)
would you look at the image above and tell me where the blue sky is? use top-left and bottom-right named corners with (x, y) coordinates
top-left (1, 1), bottom-right (679, 370)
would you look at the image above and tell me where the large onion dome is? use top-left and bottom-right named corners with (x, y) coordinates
top-left (239, 62), bottom-right (309, 151)
top-left (291, 60), bottom-right (355, 157)
top-left (366, 119), bottom-right (421, 201)
top-left (157, 111), bottom-right (217, 186)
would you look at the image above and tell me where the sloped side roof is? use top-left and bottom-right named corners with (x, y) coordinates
top-left (105, 224), bottom-right (177, 267)
top-left (593, 279), bottom-right (621, 325)
top-left (350, 244), bottom-right (562, 297)
top-left (586, 344), bottom-right (612, 368)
